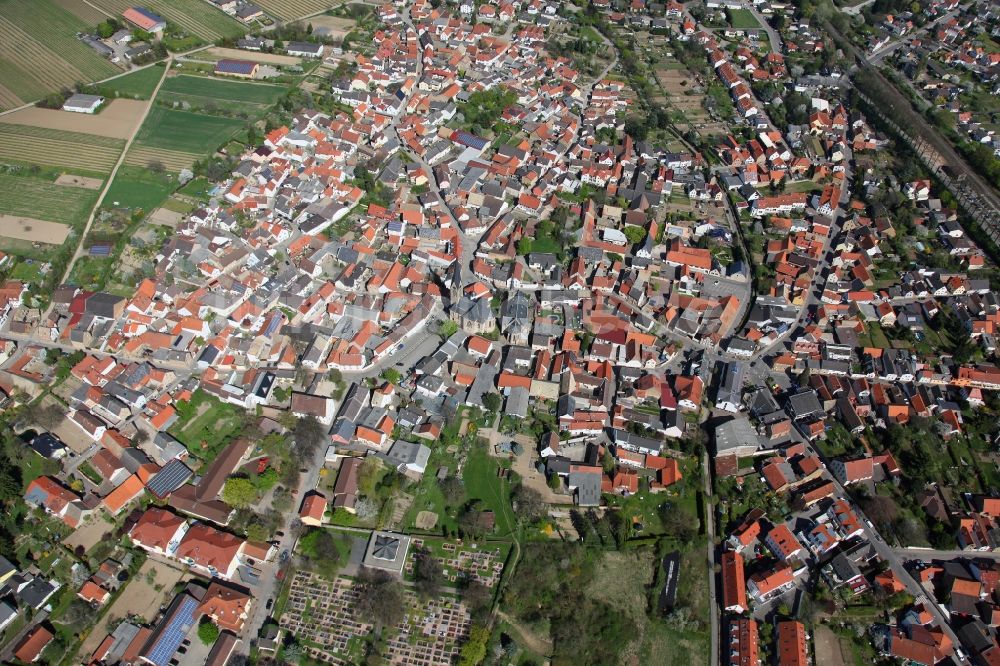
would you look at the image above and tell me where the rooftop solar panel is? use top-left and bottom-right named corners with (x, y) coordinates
top-left (147, 459), bottom-right (193, 499)
top-left (145, 595), bottom-right (198, 666)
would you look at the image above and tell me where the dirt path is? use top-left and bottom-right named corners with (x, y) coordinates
top-left (497, 611), bottom-right (553, 657)
top-left (813, 626), bottom-right (849, 666)
top-left (53, 60), bottom-right (171, 294)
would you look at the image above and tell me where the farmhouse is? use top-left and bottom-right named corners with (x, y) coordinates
top-left (286, 41), bottom-right (324, 58)
top-left (63, 94), bottom-right (105, 114)
top-left (214, 59), bottom-right (260, 79)
top-left (122, 6), bottom-right (167, 33)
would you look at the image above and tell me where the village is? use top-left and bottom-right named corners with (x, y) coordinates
top-left (0, 0), bottom-right (999, 663)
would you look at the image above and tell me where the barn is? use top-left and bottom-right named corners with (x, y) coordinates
top-left (214, 59), bottom-right (260, 79)
top-left (122, 6), bottom-right (167, 32)
top-left (63, 94), bottom-right (105, 114)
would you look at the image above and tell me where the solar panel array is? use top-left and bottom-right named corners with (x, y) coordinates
top-left (146, 459), bottom-right (193, 499)
top-left (144, 595), bottom-right (198, 666)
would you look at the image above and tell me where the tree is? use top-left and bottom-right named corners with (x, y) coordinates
top-left (437, 319), bottom-right (459, 340)
top-left (198, 618), bottom-right (220, 645)
top-left (222, 477), bottom-right (257, 508)
top-left (357, 457), bottom-right (383, 496)
top-left (381, 368), bottom-right (402, 385)
top-left (293, 416), bottom-right (326, 459)
top-left (441, 476), bottom-right (466, 506)
top-left (482, 393), bottom-right (502, 413)
top-left (511, 485), bottom-right (545, 524)
top-left (660, 503), bottom-right (698, 541)
top-left (413, 547), bottom-right (444, 598)
top-left (23, 402), bottom-right (63, 430)
top-left (354, 497), bottom-right (379, 521)
top-left (623, 225), bottom-right (646, 244)
top-left (459, 505), bottom-right (485, 539)
top-left (862, 495), bottom-right (900, 531)
top-left (547, 474), bottom-right (561, 491)
top-left (458, 624), bottom-right (490, 666)
top-left (354, 567), bottom-right (404, 630)
top-left (461, 580), bottom-right (492, 618)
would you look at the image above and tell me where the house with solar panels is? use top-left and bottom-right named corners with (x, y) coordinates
top-left (139, 589), bottom-right (201, 666)
top-left (214, 59), bottom-right (259, 79)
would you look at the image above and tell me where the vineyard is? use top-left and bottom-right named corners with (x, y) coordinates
top-left (0, 0), bottom-right (121, 110)
top-left (0, 124), bottom-right (125, 174)
top-left (254, 0), bottom-right (340, 21)
top-left (0, 173), bottom-right (100, 225)
top-left (88, 0), bottom-right (245, 41)
top-left (124, 146), bottom-right (199, 172)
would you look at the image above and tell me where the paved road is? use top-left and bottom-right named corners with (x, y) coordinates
top-left (702, 450), bottom-right (720, 666)
top-left (786, 428), bottom-right (970, 663)
top-left (895, 547), bottom-right (1000, 562)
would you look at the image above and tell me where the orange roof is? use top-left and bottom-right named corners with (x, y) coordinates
top-left (78, 580), bottom-right (110, 605)
top-left (721, 551), bottom-right (747, 611)
top-left (777, 620), bottom-right (807, 666)
top-left (299, 494), bottom-right (327, 522)
top-left (197, 581), bottom-right (252, 632)
top-left (14, 625), bottom-right (54, 663)
top-left (102, 474), bottom-right (145, 514)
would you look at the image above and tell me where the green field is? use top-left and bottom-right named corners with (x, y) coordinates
top-left (0, 173), bottom-right (99, 225)
top-left (134, 106), bottom-right (245, 152)
top-left (86, 66), bottom-right (165, 100)
top-left (0, 123), bottom-right (124, 174)
top-left (462, 445), bottom-right (516, 537)
top-left (0, 0), bottom-right (120, 109)
top-left (169, 389), bottom-right (248, 465)
top-left (104, 166), bottom-right (177, 212)
top-left (727, 8), bottom-right (761, 29)
top-left (160, 74), bottom-right (287, 106)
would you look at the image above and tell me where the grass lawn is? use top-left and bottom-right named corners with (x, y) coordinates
top-left (87, 66), bottom-right (166, 100)
top-left (134, 107), bottom-right (246, 153)
top-left (462, 445), bottom-right (515, 537)
top-left (401, 449), bottom-right (459, 535)
top-left (179, 176), bottom-right (214, 199)
top-left (727, 8), bottom-right (761, 29)
top-left (10, 259), bottom-right (44, 283)
top-left (580, 25), bottom-right (603, 43)
top-left (104, 166), bottom-right (177, 212)
top-left (169, 389), bottom-right (247, 465)
top-left (68, 256), bottom-right (115, 291)
top-left (77, 461), bottom-right (102, 485)
top-left (603, 457), bottom-right (701, 535)
top-left (159, 74), bottom-right (287, 105)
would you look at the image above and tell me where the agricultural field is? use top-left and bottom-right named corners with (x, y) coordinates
top-left (0, 0), bottom-right (121, 110)
top-left (255, 0), bottom-right (340, 21)
top-left (0, 173), bottom-right (100, 226)
top-left (159, 74), bottom-right (287, 108)
top-left (125, 75), bottom-right (287, 171)
top-left (128, 107), bottom-right (246, 169)
top-left (103, 166), bottom-right (178, 211)
top-left (86, 66), bottom-right (165, 100)
top-left (0, 99), bottom-right (149, 140)
top-left (51, 0), bottom-right (107, 23)
top-left (0, 123), bottom-right (125, 174)
top-left (88, 0), bottom-right (244, 41)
